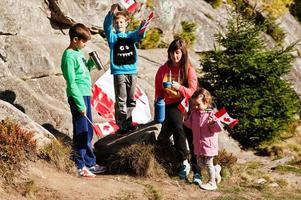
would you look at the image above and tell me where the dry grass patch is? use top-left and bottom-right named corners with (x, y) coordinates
top-left (108, 144), bottom-right (166, 177)
top-left (38, 139), bottom-right (75, 173)
top-left (0, 118), bottom-right (37, 183)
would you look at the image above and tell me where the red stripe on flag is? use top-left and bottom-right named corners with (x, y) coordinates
top-left (215, 107), bottom-right (227, 118)
top-left (127, 2), bottom-right (138, 12)
top-left (229, 119), bottom-right (239, 127)
top-left (93, 124), bottom-right (104, 137)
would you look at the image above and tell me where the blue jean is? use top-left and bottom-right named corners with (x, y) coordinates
top-left (68, 96), bottom-right (96, 169)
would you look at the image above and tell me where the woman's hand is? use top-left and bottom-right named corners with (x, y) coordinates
top-left (171, 81), bottom-right (181, 90)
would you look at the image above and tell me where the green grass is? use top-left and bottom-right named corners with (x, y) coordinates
top-left (274, 165), bottom-right (301, 176)
top-left (214, 196), bottom-right (248, 200)
top-left (144, 184), bottom-right (163, 200)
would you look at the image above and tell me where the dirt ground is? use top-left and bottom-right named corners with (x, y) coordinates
top-left (1, 152), bottom-right (301, 200)
top-left (1, 161), bottom-right (222, 200)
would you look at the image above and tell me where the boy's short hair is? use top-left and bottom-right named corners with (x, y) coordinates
top-left (69, 23), bottom-right (91, 41)
top-left (113, 11), bottom-right (129, 21)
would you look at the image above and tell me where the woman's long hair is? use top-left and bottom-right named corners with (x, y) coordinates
top-left (167, 38), bottom-right (190, 86)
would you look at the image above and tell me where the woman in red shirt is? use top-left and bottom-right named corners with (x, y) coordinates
top-left (155, 38), bottom-right (198, 179)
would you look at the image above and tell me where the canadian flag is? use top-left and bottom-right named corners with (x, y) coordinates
top-left (91, 69), bottom-right (151, 138)
top-left (93, 121), bottom-right (119, 138)
top-left (118, 0), bottom-right (139, 12)
top-left (214, 107), bottom-right (238, 127)
top-left (139, 11), bottom-right (155, 34)
top-left (178, 97), bottom-right (189, 113)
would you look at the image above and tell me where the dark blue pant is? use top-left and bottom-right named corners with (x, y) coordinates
top-left (68, 96), bottom-right (96, 169)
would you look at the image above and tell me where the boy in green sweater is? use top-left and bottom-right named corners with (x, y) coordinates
top-left (61, 23), bottom-right (106, 177)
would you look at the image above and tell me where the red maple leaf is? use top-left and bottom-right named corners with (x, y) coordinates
top-left (224, 117), bottom-right (230, 122)
top-left (103, 125), bottom-right (110, 131)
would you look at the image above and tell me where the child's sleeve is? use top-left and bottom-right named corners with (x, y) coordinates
top-left (61, 57), bottom-right (86, 112)
top-left (127, 22), bottom-right (146, 42)
top-left (178, 66), bottom-right (198, 98)
top-left (155, 67), bottom-right (164, 101)
top-left (103, 12), bottom-right (115, 44)
top-left (208, 113), bottom-right (222, 133)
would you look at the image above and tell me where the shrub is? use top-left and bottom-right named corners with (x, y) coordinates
top-left (174, 21), bottom-right (197, 48)
top-left (137, 28), bottom-right (163, 49)
top-left (200, 9), bottom-right (301, 148)
top-left (127, 15), bottom-right (140, 31)
top-left (260, 0), bottom-right (293, 18)
top-left (0, 118), bottom-right (37, 183)
top-left (146, 0), bottom-right (154, 9)
top-left (204, 0), bottom-right (223, 8)
top-left (232, 0), bottom-right (285, 46)
top-left (214, 149), bottom-right (238, 169)
top-left (38, 139), bottom-right (74, 173)
top-left (107, 144), bottom-right (166, 177)
top-left (289, 0), bottom-right (301, 23)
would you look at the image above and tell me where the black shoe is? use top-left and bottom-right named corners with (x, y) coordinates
top-left (127, 124), bottom-right (139, 132)
top-left (115, 128), bottom-right (128, 135)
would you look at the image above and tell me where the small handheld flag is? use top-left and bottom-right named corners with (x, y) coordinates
top-left (139, 11), bottom-right (154, 34)
top-left (214, 107), bottom-right (238, 127)
top-left (85, 116), bottom-right (103, 137)
top-left (178, 97), bottom-right (189, 113)
top-left (118, 0), bottom-right (139, 12)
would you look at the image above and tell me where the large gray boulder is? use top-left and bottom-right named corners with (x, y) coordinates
top-left (0, 100), bottom-right (54, 147)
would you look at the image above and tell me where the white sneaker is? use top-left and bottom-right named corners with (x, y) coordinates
top-left (215, 164), bottom-right (222, 184)
top-left (78, 166), bottom-right (96, 177)
top-left (200, 182), bottom-right (217, 190)
top-left (89, 164), bottom-right (107, 174)
top-left (192, 173), bottom-right (202, 186)
top-left (177, 160), bottom-right (191, 180)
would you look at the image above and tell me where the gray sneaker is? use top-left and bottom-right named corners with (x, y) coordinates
top-left (89, 164), bottom-right (107, 174)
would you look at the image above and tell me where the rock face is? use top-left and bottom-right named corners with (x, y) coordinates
top-left (0, 100), bottom-right (54, 147)
top-left (0, 0), bottom-right (301, 148)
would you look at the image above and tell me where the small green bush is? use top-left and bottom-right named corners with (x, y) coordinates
top-left (289, 0), bottom-right (301, 23)
top-left (214, 149), bottom-right (238, 169)
top-left (0, 118), bottom-right (37, 183)
top-left (174, 21), bottom-right (197, 48)
top-left (146, 0), bottom-right (154, 9)
top-left (231, 1), bottom-right (285, 46)
top-left (108, 144), bottom-right (166, 177)
top-left (266, 20), bottom-right (286, 45)
top-left (127, 16), bottom-right (140, 31)
top-left (137, 28), bottom-right (163, 49)
top-left (204, 0), bottom-right (223, 8)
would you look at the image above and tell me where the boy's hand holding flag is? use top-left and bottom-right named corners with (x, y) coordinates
top-left (139, 11), bottom-right (154, 34)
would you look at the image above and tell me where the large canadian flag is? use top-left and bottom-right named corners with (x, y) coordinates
top-left (91, 69), bottom-right (151, 138)
top-left (214, 107), bottom-right (238, 127)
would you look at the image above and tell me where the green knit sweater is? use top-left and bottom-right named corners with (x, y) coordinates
top-left (61, 49), bottom-right (94, 112)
